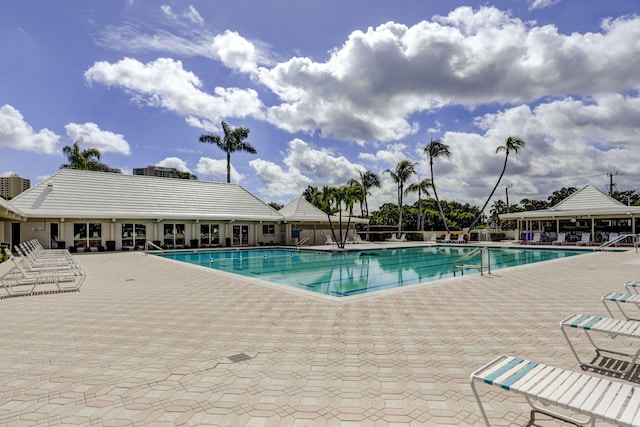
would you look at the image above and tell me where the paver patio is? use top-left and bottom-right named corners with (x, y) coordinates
top-left (1, 244), bottom-right (640, 426)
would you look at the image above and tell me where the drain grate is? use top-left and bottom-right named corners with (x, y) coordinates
top-left (228, 353), bottom-right (252, 363)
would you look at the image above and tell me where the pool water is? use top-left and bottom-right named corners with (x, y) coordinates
top-left (157, 245), bottom-right (588, 297)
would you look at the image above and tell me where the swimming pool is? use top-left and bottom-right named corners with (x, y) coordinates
top-left (157, 245), bottom-right (590, 297)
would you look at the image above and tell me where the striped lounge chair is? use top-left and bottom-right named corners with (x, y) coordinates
top-left (471, 354), bottom-right (640, 426)
top-left (561, 313), bottom-right (640, 375)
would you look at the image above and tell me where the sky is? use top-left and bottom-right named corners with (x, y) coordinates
top-left (2, 0), bottom-right (640, 212)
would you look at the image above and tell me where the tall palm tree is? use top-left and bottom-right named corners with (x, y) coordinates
top-left (359, 170), bottom-right (381, 217)
top-left (313, 185), bottom-right (340, 246)
top-left (199, 120), bottom-right (257, 183)
top-left (383, 160), bottom-right (416, 233)
top-left (424, 139), bottom-right (452, 232)
top-left (62, 142), bottom-right (102, 170)
top-left (468, 136), bottom-right (526, 231)
top-left (404, 178), bottom-right (433, 231)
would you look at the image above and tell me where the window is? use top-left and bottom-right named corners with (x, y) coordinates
top-left (122, 224), bottom-right (146, 248)
top-left (200, 224), bottom-right (219, 247)
top-left (74, 223), bottom-right (101, 248)
top-left (262, 224), bottom-right (275, 235)
top-left (163, 223), bottom-right (185, 248)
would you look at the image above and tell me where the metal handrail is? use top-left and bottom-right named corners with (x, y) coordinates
top-left (297, 237), bottom-right (310, 246)
top-left (144, 241), bottom-right (164, 253)
top-left (453, 247), bottom-right (491, 276)
top-left (596, 234), bottom-right (637, 251)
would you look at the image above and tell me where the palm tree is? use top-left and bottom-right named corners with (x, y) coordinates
top-left (359, 170), bottom-right (381, 217)
top-left (313, 186), bottom-right (340, 246)
top-left (199, 120), bottom-right (257, 183)
top-left (62, 142), bottom-right (101, 170)
top-left (424, 139), bottom-right (452, 232)
top-left (468, 136), bottom-right (526, 231)
top-left (404, 178), bottom-right (433, 231)
top-left (383, 160), bottom-right (416, 233)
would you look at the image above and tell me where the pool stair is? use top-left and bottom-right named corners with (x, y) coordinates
top-left (453, 247), bottom-right (491, 276)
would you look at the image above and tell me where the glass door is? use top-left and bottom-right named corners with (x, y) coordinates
top-left (232, 225), bottom-right (249, 246)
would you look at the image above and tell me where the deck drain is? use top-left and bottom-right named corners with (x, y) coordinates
top-left (228, 353), bottom-right (252, 363)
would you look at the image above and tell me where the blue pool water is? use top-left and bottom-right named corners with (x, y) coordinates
top-left (156, 245), bottom-right (590, 297)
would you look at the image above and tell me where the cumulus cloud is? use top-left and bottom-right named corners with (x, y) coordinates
top-left (156, 157), bottom-right (192, 172)
top-left (64, 122), bottom-right (130, 155)
top-left (0, 104), bottom-right (59, 154)
top-left (528, 0), bottom-right (560, 10)
top-left (196, 157), bottom-right (243, 182)
top-left (248, 138), bottom-right (366, 201)
top-left (212, 30), bottom-right (260, 74)
top-left (259, 7), bottom-right (640, 142)
top-left (84, 57), bottom-right (264, 126)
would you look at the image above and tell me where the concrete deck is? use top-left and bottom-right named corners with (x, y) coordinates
top-left (1, 244), bottom-right (640, 426)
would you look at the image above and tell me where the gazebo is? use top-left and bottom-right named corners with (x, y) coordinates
top-left (499, 184), bottom-right (640, 244)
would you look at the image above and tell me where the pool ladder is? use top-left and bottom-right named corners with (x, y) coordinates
top-left (453, 247), bottom-right (491, 276)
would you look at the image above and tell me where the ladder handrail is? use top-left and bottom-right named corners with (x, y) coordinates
top-left (596, 233), bottom-right (636, 251)
top-left (297, 237), bottom-right (310, 246)
top-left (145, 241), bottom-right (164, 253)
top-left (453, 246), bottom-right (491, 276)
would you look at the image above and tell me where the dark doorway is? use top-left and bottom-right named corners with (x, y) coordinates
top-left (11, 223), bottom-right (21, 252)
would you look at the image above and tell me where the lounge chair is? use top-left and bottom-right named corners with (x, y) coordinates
top-left (397, 233), bottom-right (407, 242)
top-left (442, 233), bottom-right (452, 243)
top-left (353, 234), bottom-right (364, 244)
top-left (1, 251), bottom-right (86, 296)
top-left (602, 292), bottom-right (640, 321)
top-left (625, 280), bottom-right (640, 294)
top-left (561, 313), bottom-right (640, 375)
top-left (386, 233), bottom-right (406, 242)
top-left (470, 354), bottom-right (640, 426)
top-left (605, 232), bottom-right (620, 246)
top-left (576, 232), bottom-right (591, 246)
top-left (324, 235), bottom-right (335, 245)
top-left (452, 233), bottom-right (466, 244)
top-left (526, 232), bottom-right (541, 245)
top-left (551, 232), bottom-right (566, 245)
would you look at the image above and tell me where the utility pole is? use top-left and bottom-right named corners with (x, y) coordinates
top-left (505, 184), bottom-right (512, 213)
top-left (607, 172), bottom-right (618, 196)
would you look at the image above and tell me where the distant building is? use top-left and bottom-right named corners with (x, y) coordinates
top-left (0, 174), bottom-right (30, 198)
top-left (133, 166), bottom-right (178, 178)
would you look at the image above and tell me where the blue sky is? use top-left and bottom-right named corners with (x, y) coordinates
top-left (2, 0), bottom-right (640, 210)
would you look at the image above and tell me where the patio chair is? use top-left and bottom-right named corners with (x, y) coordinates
top-left (1, 251), bottom-right (86, 295)
top-left (442, 233), bottom-right (452, 243)
top-left (324, 235), bottom-right (335, 245)
top-left (576, 232), bottom-right (591, 246)
top-left (606, 232), bottom-right (620, 246)
top-left (602, 292), bottom-right (640, 321)
top-left (551, 232), bottom-right (566, 245)
top-left (560, 313), bottom-right (640, 375)
top-left (15, 245), bottom-right (80, 272)
top-left (386, 233), bottom-right (402, 242)
top-left (353, 234), bottom-right (364, 244)
top-left (452, 233), bottom-right (466, 244)
top-left (398, 233), bottom-right (407, 242)
top-left (526, 232), bottom-right (541, 244)
top-left (470, 354), bottom-right (640, 427)
top-left (625, 280), bottom-right (640, 294)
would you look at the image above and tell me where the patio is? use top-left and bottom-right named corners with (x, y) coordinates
top-left (1, 245), bottom-right (640, 426)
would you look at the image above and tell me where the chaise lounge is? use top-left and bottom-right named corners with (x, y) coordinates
top-left (471, 354), bottom-right (640, 426)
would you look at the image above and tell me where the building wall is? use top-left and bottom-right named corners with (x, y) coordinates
top-left (0, 174), bottom-right (30, 198)
top-left (17, 218), bottom-right (284, 251)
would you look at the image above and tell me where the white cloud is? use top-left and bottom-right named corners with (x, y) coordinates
top-left (156, 157), bottom-right (192, 172)
top-left (0, 104), bottom-right (59, 154)
top-left (248, 138), bottom-right (366, 202)
top-left (196, 157), bottom-right (243, 182)
top-left (528, 0), bottom-right (560, 10)
top-left (258, 7), bottom-right (640, 142)
top-left (185, 6), bottom-right (204, 25)
top-left (211, 30), bottom-right (259, 74)
top-left (64, 122), bottom-right (130, 155)
top-left (84, 57), bottom-right (264, 127)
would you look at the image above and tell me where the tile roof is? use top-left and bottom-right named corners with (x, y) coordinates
top-left (500, 184), bottom-right (640, 219)
top-left (0, 197), bottom-right (26, 221)
top-left (10, 169), bottom-right (284, 221)
top-left (279, 197), bottom-right (369, 224)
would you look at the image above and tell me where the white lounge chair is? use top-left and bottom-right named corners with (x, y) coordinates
top-left (442, 233), bottom-right (452, 243)
top-left (576, 232), bottom-right (591, 246)
top-left (324, 235), bottom-right (335, 245)
top-left (625, 280), bottom-right (640, 294)
top-left (561, 313), bottom-right (640, 375)
top-left (452, 233), bottom-right (466, 244)
top-left (397, 233), bottom-right (407, 242)
top-left (353, 234), bottom-right (364, 244)
top-left (527, 232), bottom-right (541, 245)
top-left (606, 232), bottom-right (620, 246)
top-left (386, 233), bottom-right (406, 242)
top-left (471, 354), bottom-right (640, 426)
top-left (602, 292), bottom-right (640, 321)
top-left (551, 232), bottom-right (566, 245)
